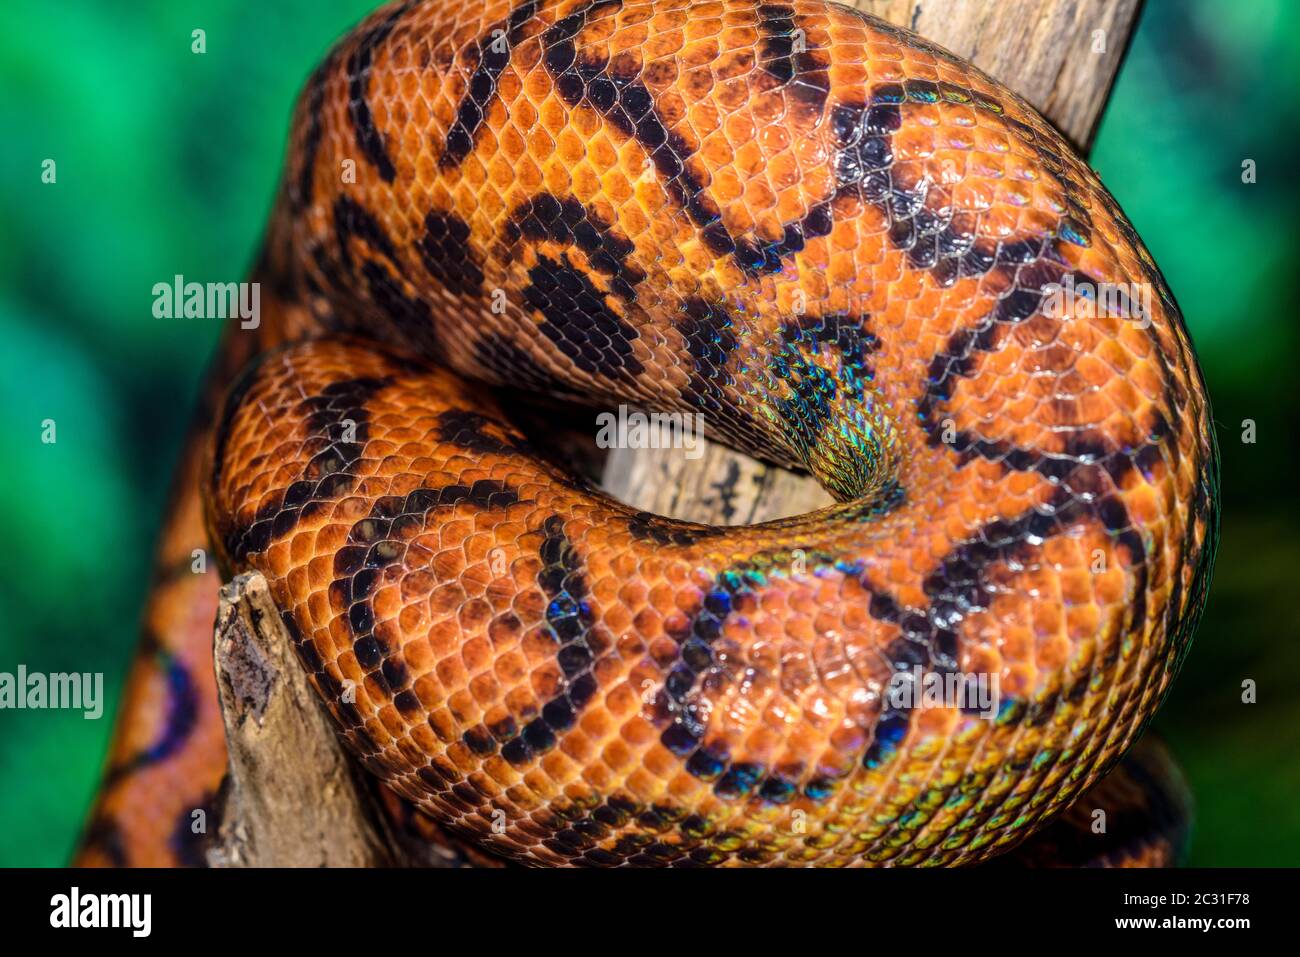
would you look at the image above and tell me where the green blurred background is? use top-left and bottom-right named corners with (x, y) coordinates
top-left (1, 0), bottom-right (1296, 866)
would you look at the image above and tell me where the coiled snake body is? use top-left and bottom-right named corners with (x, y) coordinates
top-left (80, 0), bottom-right (1217, 867)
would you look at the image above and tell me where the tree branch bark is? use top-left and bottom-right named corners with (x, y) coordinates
top-left (208, 572), bottom-right (400, 867)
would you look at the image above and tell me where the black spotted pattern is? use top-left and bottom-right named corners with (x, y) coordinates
top-left (420, 212), bottom-right (486, 297)
top-left (328, 480), bottom-right (523, 730)
top-left (500, 515), bottom-right (601, 765)
top-left (542, 0), bottom-right (748, 261)
top-left (225, 376), bottom-right (391, 562)
top-left (440, 0), bottom-right (541, 168)
top-left (346, 1), bottom-right (416, 182)
top-left (506, 194), bottom-right (645, 301)
top-left (755, 3), bottom-right (831, 112)
top-left (524, 253), bottom-right (644, 379)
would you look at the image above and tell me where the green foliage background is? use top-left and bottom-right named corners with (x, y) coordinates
top-left (1, 0), bottom-right (1296, 866)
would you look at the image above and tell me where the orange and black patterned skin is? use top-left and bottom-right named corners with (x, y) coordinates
top-left (80, 0), bottom-right (1216, 867)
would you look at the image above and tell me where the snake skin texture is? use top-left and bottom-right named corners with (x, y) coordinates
top-left (80, 0), bottom-right (1217, 868)
top-left (993, 736), bottom-right (1192, 868)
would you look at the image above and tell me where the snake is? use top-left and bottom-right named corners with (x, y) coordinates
top-left (76, 0), bottom-right (1218, 868)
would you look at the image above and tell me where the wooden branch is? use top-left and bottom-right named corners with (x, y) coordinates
top-left (602, 0), bottom-right (1141, 525)
top-left (602, 439), bottom-right (836, 523)
top-left (208, 572), bottom-right (401, 867)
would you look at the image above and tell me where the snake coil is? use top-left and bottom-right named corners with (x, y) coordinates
top-left (85, 0), bottom-right (1218, 868)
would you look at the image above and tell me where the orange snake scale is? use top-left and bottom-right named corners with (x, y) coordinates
top-left (78, 0), bottom-right (1217, 867)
